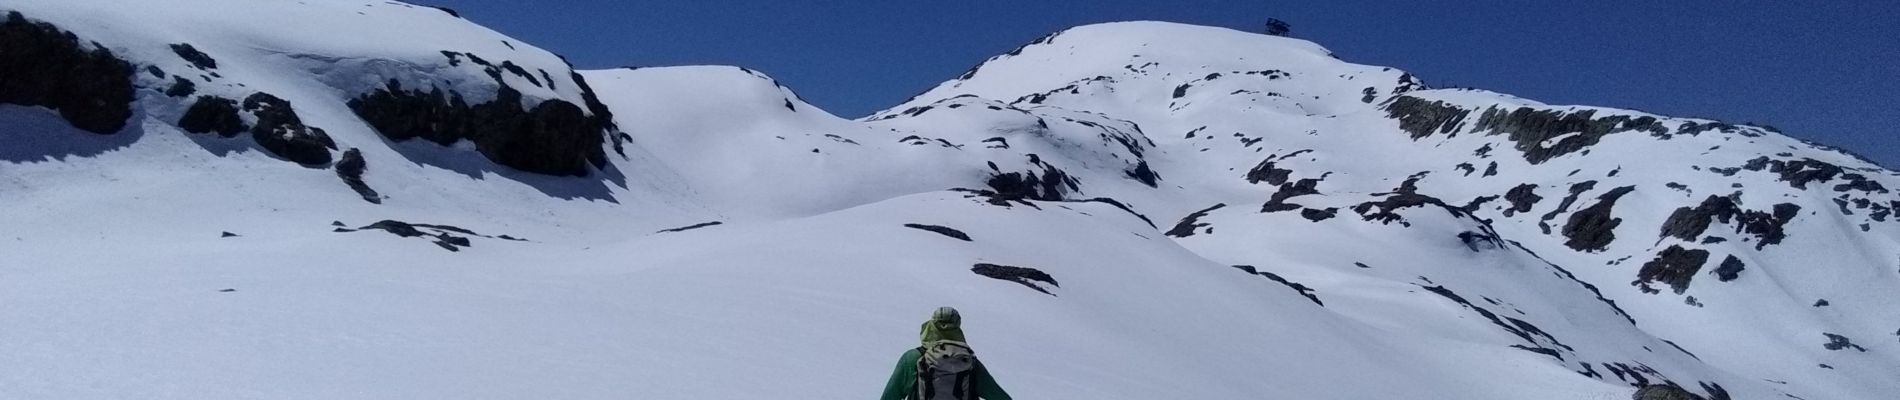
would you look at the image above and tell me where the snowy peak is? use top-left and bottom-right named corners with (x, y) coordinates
top-left (879, 21), bottom-right (1421, 123)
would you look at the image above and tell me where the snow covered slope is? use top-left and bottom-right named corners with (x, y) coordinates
top-left (3, 2), bottom-right (1896, 399)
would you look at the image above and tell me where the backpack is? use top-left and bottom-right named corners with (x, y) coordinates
top-left (914, 340), bottom-right (979, 400)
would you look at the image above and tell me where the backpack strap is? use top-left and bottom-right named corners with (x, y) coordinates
top-left (913, 347), bottom-right (931, 400)
top-left (952, 368), bottom-right (971, 400)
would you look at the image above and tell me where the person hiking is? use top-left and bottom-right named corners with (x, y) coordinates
top-left (879, 307), bottom-right (1012, 400)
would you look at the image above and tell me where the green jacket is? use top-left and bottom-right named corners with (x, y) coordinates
top-left (879, 348), bottom-right (1012, 400)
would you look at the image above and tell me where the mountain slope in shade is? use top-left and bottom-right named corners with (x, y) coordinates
top-left (2, 2), bottom-right (1895, 399)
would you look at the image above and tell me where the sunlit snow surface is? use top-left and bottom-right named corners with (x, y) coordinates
top-left (2, 2), bottom-right (1897, 399)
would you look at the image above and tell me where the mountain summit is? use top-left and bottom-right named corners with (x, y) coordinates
top-left (2, 2), bottom-right (1895, 399)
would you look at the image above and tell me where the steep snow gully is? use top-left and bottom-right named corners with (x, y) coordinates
top-left (2, 1), bottom-right (1896, 399)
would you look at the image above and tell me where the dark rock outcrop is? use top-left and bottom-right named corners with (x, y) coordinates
top-left (656, 221), bottom-right (723, 234)
top-left (164, 76), bottom-right (196, 98)
top-left (1632, 384), bottom-right (1704, 400)
top-left (1167, 204), bottom-right (1226, 238)
top-left (1503, 184), bottom-right (1541, 216)
top-left (177, 96), bottom-right (244, 136)
top-left (1351, 176), bottom-right (1471, 226)
top-left (1562, 186), bottom-right (1636, 252)
top-left (1539, 181), bottom-right (1598, 233)
top-left (348, 68), bottom-right (613, 176)
top-left (1470, 107), bottom-right (1668, 164)
top-left (1246, 159), bottom-right (1294, 186)
top-left (1125, 160), bottom-right (1159, 187)
top-left (972, 263), bottom-right (1059, 295)
top-left (1740, 157), bottom-right (1841, 190)
top-left (243, 93), bottom-right (335, 165)
top-left (985, 155), bottom-right (1079, 201)
top-left (1657, 195), bottom-right (1800, 250)
top-left (1421, 284), bottom-right (1569, 352)
top-left (1384, 96), bottom-right (1471, 139)
top-left (338, 220), bottom-right (493, 252)
top-left (1823, 333), bottom-right (1867, 352)
top-left (1076, 197), bottom-right (1157, 229)
top-left (0, 11), bottom-right (135, 134)
top-left (1711, 255), bottom-right (1745, 282)
top-left (168, 43), bottom-right (216, 70)
top-left (1234, 265), bottom-right (1323, 306)
top-left (1301, 207), bottom-right (1338, 222)
top-left (1262, 178), bottom-right (1322, 212)
top-left (1659, 195), bottom-right (1740, 242)
top-left (335, 148), bottom-right (381, 204)
top-left (1634, 245), bottom-right (1711, 294)
top-left (1698, 382), bottom-right (1731, 400)
top-left (903, 224), bottom-right (971, 241)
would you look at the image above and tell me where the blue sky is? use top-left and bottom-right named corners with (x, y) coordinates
top-left (434, 0), bottom-right (1899, 166)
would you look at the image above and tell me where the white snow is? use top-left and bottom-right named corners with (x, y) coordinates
top-left (2, 2), bottom-right (1897, 399)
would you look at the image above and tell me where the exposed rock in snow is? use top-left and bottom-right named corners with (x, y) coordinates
top-left (971, 263), bottom-right (1058, 295)
top-left (903, 223), bottom-right (971, 241)
top-left (0, 11), bottom-right (133, 134)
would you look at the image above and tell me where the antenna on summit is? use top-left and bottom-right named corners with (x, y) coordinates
top-left (1264, 18), bottom-right (1292, 37)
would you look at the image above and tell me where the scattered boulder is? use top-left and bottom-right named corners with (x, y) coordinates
top-left (0, 11), bottom-right (135, 134)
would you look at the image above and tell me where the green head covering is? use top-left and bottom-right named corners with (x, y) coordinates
top-left (919, 306), bottom-right (966, 345)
